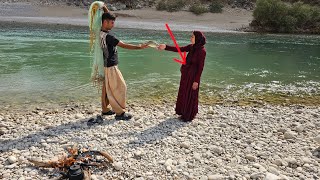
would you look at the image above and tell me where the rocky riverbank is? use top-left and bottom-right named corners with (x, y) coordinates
top-left (0, 102), bottom-right (319, 179)
top-left (0, 0), bottom-right (253, 32)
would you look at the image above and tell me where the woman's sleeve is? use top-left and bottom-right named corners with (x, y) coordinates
top-left (194, 50), bottom-right (206, 83)
top-left (165, 44), bottom-right (191, 52)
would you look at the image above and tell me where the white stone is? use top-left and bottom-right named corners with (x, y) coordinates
top-left (166, 165), bottom-right (172, 172)
top-left (265, 172), bottom-right (281, 180)
top-left (279, 175), bottom-right (290, 180)
top-left (75, 114), bottom-right (84, 119)
top-left (8, 156), bottom-right (17, 164)
top-left (200, 175), bottom-right (208, 180)
top-left (134, 150), bottom-right (143, 157)
top-left (194, 153), bottom-right (201, 161)
top-left (208, 174), bottom-right (225, 180)
top-left (211, 145), bottom-right (224, 155)
top-left (145, 172), bottom-right (153, 176)
top-left (113, 162), bottom-right (123, 171)
top-left (6, 164), bottom-right (16, 169)
top-left (180, 142), bottom-right (190, 149)
top-left (302, 157), bottom-right (311, 164)
top-left (91, 175), bottom-right (98, 180)
top-left (159, 160), bottom-right (165, 165)
top-left (208, 106), bottom-right (214, 114)
top-left (165, 159), bottom-right (173, 166)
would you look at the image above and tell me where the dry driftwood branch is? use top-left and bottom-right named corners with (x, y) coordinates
top-left (28, 156), bottom-right (76, 168)
top-left (28, 148), bottom-right (113, 168)
top-left (81, 150), bottom-right (114, 163)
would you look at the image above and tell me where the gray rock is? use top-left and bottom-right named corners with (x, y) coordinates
top-left (207, 114), bottom-right (214, 119)
top-left (116, 3), bottom-right (126, 10)
top-left (0, 130), bottom-right (5, 136)
top-left (268, 166), bottom-right (280, 175)
top-left (246, 154), bottom-right (257, 162)
top-left (274, 159), bottom-right (283, 166)
top-left (211, 145), bottom-right (224, 155)
top-left (252, 163), bottom-right (266, 171)
top-left (250, 172), bottom-right (264, 179)
top-left (295, 125), bottom-right (304, 133)
top-left (277, 128), bottom-right (287, 133)
top-left (314, 135), bottom-right (320, 144)
top-left (6, 163), bottom-right (17, 169)
top-left (86, 108), bottom-right (95, 114)
top-left (284, 131), bottom-right (296, 139)
top-left (286, 157), bottom-right (297, 165)
top-left (110, 6), bottom-right (117, 11)
top-left (219, 123), bottom-right (227, 128)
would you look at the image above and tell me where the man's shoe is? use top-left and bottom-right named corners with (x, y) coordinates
top-left (115, 113), bottom-right (132, 121)
top-left (102, 110), bottom-right (115, 116)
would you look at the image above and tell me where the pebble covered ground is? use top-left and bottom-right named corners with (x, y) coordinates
top-left (0, 102), bottom-right (319, 179)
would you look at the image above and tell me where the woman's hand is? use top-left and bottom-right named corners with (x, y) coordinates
top-left (157, 44), bottom-right (166, 50)
top-left (192, 82), bottom-right (199, 90)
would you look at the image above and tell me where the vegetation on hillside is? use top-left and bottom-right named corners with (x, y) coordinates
top-left (156, 0), bottom-right (224, 15)
top-left (250, 0), bottom-right (320, 33)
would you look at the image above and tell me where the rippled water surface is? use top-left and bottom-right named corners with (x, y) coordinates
top-left (1, 23), bottom-right (320, 106)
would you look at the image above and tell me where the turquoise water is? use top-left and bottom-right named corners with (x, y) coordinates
top-left (0, 22), bottom-right (320, 106)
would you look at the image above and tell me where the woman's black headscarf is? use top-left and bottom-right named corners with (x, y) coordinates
top-left (186, 31), bottom-right (206, 64)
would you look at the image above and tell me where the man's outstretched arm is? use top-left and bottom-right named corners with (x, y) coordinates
top-left (117, 41), bottom-right (148, 50)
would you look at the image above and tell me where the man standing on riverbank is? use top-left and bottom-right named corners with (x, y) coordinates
top-left (100, 10), bottom-right (148, 120)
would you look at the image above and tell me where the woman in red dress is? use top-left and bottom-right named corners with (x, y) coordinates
top-left (158, 31), bottom-right (206, 121)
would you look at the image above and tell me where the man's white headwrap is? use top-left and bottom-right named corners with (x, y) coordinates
top-left (89, 1), bottom-right (105, 88)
